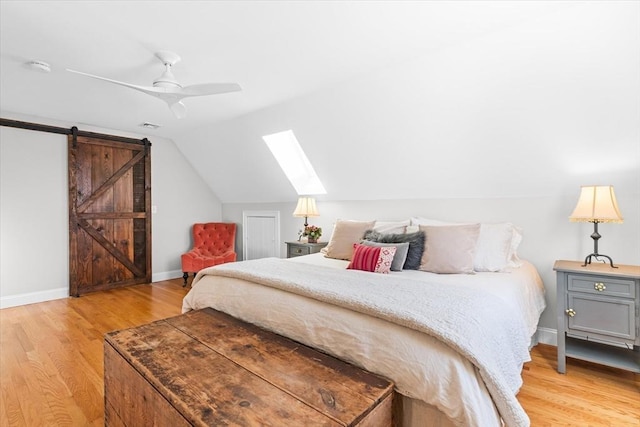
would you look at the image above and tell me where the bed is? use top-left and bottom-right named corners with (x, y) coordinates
top-left (182, 220), bottom-right (546, 427)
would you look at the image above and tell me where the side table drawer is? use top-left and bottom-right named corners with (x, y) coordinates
top-left (288, 245), bottom-right (311, 258)
top-left (568, 274), bottom-right (635, 298)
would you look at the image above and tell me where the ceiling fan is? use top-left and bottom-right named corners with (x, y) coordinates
top-left (67, 51), bottom-right (241, 119)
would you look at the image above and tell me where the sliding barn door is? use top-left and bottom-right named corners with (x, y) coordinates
top-left (68, 129), bottom-right (151, 296)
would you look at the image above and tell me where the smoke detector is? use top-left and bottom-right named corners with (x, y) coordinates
top-left (26, 60), bottom-right (51, 73)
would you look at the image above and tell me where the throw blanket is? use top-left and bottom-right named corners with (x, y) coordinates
top-left (193, 258), bottom-right (531, 427)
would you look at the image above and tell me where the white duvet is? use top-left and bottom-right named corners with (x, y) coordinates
top-left (183, 253), bottom-right (546, 427)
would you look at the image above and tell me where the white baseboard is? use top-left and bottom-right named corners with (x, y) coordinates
top-left (1, 270), bottom-right (183, 309)
top-left (536, 327), bottom-right (557, 346)
top-left (152, 269), bottom-right (183, 282)
top-left (0, 287), bottom-right (68, 309)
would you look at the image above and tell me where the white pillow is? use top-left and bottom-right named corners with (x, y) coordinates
top-left (408, 217), bottom-right (450, 234)
top-left (410, 217), bottom-right (452, 226)
top-left (325, 219), bottom-right (376, 260)
top-left (411, 217), bottom-right (522, 272)
top-left (373, 220), bottom-right (410, 234)
top-left (418, 224), bottom-right (481, 274)
top-left (506, 225), bottom-right (523, 269)
top-left (474, 223), bottom-right (521, 272)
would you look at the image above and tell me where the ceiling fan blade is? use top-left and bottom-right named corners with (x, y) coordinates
top-left (66, 68), bottom-right (174, 97)
top-left (180, 82), bottom-right (242, 97)
top-left (67, 68), bottom-right (147, 92)
top-left (169, 101), bottom-right (187, 119)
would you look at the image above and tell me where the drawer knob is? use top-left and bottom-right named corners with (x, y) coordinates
top-left (565, 308), bottom-right (576, 317)
top-left (594, 282), bottom-right (606, 292)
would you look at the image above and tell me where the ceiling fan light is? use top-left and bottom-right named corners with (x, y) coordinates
top-left (169, 101), bottom-right (187, 119)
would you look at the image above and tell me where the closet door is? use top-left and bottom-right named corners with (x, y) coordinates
top-left (242, 211), bottom-right (280, 260)
top-left (68, 130), bottom-right (151, 296)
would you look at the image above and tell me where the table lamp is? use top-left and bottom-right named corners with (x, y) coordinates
top-left (569, 185), bottom-right (623, 268)
top-left (293, 196), bottom-right (319, 228)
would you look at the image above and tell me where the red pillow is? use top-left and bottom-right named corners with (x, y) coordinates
top-left (347, 243), bottom-right (397, 274)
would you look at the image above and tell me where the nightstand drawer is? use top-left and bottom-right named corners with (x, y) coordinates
top-left (566, 293), bottom-right (636, 346)
top-left (288, 245), bottom-right (311, 257)
top-left (285, 241), bottom-right (328, 259)
top-left (568, 274), bottom-right (635, 298)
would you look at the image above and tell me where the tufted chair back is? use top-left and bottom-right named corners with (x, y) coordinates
top-left (181, 222), bottom-right (237, 286)
top-left (192, 223), bottom-right (236, 256)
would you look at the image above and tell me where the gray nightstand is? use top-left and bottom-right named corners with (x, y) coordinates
top-left (554, 260), bottom-right (640, 374)
top-left (286, 241), bottom-right (328, 258)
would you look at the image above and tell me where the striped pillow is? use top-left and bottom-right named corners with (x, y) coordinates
top-left (347, 243), bottom-right (397, 274)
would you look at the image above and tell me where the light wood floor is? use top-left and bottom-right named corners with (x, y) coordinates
top-left (1, 279), bottom-right (638, 426)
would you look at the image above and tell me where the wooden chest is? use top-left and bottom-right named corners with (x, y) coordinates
top-left (104, 308), bottom-right (394, 426)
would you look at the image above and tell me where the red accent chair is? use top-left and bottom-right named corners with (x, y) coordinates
top-left (181, 222), bottom-right (237, 286)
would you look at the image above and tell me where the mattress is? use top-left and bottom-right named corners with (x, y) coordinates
top-left (183, 253), bottom-right (546, 426)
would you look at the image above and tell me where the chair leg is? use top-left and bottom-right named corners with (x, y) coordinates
top-left (182, 272), bottom-right (188, 287)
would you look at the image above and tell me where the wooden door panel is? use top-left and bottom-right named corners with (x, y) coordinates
top-left (77, 226), bottom-right (93, 287)
top-left (69, 130), bottom-right (151, 296)
top-left (76, 144), bottom-right (92, 206)
top-left (114, 219), bottom-right (134, 282)
top-left (113, 148), bottom-right (133, 213)
top-left (91, 218), bottom-right (114, 285)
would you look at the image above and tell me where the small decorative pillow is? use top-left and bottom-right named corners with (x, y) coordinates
top-left (325, 219), bottom-right (376, 260)
top-left (362, 230), bottom-right (425, 270)
top-left (359, 240), bottom-right (409, 271)
top-left (347, 243), bottom-right (397, 274)
top-left (418, 224), bottom-right (481, 274)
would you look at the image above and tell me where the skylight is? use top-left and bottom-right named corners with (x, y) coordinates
top-left (263, 130), bottom-right (326, 195)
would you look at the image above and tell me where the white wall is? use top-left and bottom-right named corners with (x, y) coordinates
top-left (0, 126), bottom-right (69, 305)
top-left (223, 191), bottom-right (640, 333)
top-left (176, 1), bottom-right (639, 205)
top-left (0, 112), bottom-right (222, 308)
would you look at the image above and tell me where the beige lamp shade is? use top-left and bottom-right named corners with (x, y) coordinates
top-left (293, 196), bottom-right (319, 218)
top-left (569, 185), bottom-right (623, 223)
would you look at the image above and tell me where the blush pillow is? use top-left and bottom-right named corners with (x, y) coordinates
top-left (347, 243), bottom-right (397, 274)
top-left (411, 217), bottom-right (523, 272)
top-left (359, 240), bottom-right (409, 271)
top-left (418, 224), bottom-right (481, 274)
top-left (325, 219), bottom-right (376, 260)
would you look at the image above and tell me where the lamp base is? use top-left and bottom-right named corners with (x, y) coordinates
top-left (582, 253), bottom-right (617, 268)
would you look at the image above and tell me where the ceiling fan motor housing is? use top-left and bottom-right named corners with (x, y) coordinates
top-left (153, 51), bottom-right (183, 88)
top-left (153, 66), bottom-right (182, 89)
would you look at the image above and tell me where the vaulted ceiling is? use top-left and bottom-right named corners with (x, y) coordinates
top-left (2, 1), bottom-right (638, 203)
top-left (1, 1), bottom-right (566, 137)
